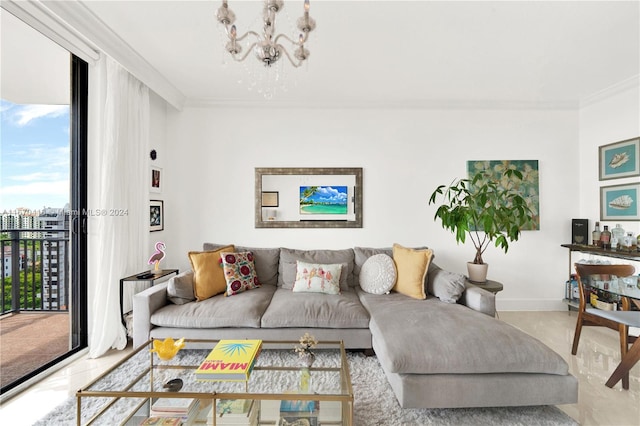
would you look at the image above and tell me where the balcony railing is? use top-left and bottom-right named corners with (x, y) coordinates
top-left (1, 229), bottom-right (69, 314)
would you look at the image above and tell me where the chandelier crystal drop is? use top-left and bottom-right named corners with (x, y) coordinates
top-left (216, 0), bottom-right (316, 68)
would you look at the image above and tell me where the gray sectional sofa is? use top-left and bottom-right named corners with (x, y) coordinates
top-left (133, 244), bottom-right (578, 409)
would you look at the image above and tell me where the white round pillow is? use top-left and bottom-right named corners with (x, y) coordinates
top-left (359, 254), bottom-right (396, 295)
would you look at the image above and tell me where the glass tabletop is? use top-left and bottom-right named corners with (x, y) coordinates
top-left (76, 339), bottom-right (353, 425)
top-left (583, 273), bottom-right (640, 301)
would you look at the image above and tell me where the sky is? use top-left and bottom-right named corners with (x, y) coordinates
top-left (0, 99), bottom-right (70, 212)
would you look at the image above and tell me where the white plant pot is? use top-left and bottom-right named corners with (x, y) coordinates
top-left (467, 262), bottom-right (489, 283)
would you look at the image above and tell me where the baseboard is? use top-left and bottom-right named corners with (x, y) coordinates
top-left (497, 298), bottom-right (569, 311)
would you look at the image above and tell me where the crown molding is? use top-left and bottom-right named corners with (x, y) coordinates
top-left (1, 0), bottom-right (99, 64)
top-left (33, 0), bottom-right (186, 111)
top-left (184, 98), bottom-right (579, 111)
top-left (580, 75), bottom-right (640, 108)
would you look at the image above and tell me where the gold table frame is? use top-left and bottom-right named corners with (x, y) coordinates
top-left (76, 339), bottom-right (354, 425)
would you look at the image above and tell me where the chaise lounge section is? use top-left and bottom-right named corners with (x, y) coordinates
top-left (133, 243), bottom-right (578, 409)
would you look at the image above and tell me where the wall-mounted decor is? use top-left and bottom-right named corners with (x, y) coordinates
top-left (600, 183), bottom-right (639, 221)
top-left (150, 166), bottom-right (162, 193)
top-left (300, 186), bottom-right (348, 215)
top-left (255, 167), bottom-right (363, 228)
top-left (150, 200), bottom-right (164, 232)
top-left (599, 137), bottom-right (640, 181)
top-left (261, 191), bottom-right (279, 207)
top-left (467, 160), bottom-right (540, 230)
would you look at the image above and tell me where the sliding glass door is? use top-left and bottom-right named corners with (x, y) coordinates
top-left (0, 10), bottom-right (88, 395)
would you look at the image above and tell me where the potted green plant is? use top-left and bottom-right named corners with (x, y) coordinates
top-left (428, 169), bottom-right (536, 283)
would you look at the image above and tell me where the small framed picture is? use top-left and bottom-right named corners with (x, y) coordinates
top-left (150, 166), bottom-right (162, 193)
top-left (600, 183), bottom-right (640, 221)
top-left (261, 191), bottom-right (279, 207)
top-left (150, 200), bottom-right (164, 232)
top-left (599, 137), bottom-right (640, 181)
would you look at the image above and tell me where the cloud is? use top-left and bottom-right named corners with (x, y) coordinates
top-left (9, 172), bottom-right (66, 182)
top-left (11, 104), bottom-right (69, 126)
top-left (316, 186), bottom-right (348, 202)
top-left (0, 180), bottom-right (69, 196)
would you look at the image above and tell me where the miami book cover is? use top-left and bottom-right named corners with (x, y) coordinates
top-left (195, 340), bottom-right (262, 381)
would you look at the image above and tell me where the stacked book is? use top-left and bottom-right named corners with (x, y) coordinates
top-left (208, 399), bottom-right (259, 425)
top-left (278, 399), bottom-right (319, 426)
top-left (147, 397), bottom-right (199, 425)
top-left (195, 339), bottom-right (262, 381)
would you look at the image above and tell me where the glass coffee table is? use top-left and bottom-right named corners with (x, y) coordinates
top-left (76, 339), bottom-right (353, 425)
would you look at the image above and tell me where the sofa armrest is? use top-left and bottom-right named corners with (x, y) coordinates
top-left (133, 282), bottom-right (169, 348)
top-left (460, 286), bottom-right (496, 317)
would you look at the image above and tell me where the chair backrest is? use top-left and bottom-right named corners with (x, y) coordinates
top-left (573, 263), bottom-right (636, 311)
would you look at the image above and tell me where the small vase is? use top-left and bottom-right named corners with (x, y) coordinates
top-left (299, 352), bottom-right (315, 368)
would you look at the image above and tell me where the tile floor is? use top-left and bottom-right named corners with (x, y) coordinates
top-left (0, 310), bottom-right (639, 425)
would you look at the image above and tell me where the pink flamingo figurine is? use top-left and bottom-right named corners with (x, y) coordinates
top-left (148, 242), bottom-right (166, 271)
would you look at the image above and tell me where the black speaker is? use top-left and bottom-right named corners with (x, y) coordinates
top-left (572, 219), bottom-right (589, 245)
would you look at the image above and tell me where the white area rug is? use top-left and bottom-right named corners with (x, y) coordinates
top-left (35, 349), bottom-right (577, 425)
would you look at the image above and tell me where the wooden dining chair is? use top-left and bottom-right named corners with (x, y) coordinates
top-left (572, 262), bottom-right (639, 389)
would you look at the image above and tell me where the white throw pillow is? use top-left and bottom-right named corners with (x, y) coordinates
top-left (292, 261), bottom-right (342, 295)
top-left (359, 254), bottom-right (397, 295)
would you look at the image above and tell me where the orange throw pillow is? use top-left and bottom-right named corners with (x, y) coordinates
top-left (189, 245), bottom-right (234, 301)
top-left (392, 243), bottom-right (433, 300)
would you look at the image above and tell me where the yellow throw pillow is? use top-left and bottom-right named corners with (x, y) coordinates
top-left (189, 245), bottom-right (234, 301)
top-left (392, 243), bottom-right (433, 300)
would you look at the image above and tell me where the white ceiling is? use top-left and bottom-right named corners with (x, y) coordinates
top-left (11, 1), bottom-right (640, 108)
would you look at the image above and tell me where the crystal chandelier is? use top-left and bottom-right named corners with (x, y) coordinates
top-left (216, 0), bottom-right (316, 68)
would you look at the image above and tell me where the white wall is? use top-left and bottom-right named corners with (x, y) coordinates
top-left (146, 92), bottom-right (170, 261)
top-left (161, 106), bottom-right (580, 310)
top-left (576, 81), bottom-right (640, 269)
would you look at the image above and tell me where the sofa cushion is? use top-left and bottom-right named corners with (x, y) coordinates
top-left (427, 263), bottom-right (467, 303)
top-left (359, 254), bottom-right (396, 295)
top-left (292, 261), bottom-right (342, 295)
top-left (357, 289), bottom-right (569, 376)
top-left (220, 251), bottom-right (261, 296)
top-left (166, 271), bottom-right (196, 304)
top-left (189, 245), bottom-right (234, 301)
top-left (203, 243), bottom-right (280, 286)
top-left (151, 285), bottom-right (276, 328)
top-left (261, 288), bottom-right (370, 328)
top-left (278, 248), bottom-right (355, 289)
top-left (392, 244), bottom-right (433, 300)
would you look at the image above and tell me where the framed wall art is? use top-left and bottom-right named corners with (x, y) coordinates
top-left (150, 166), bottom-right (162, 193)
top-left (599, 137), bottom-right (640, 181)
top-left (261, 191), bottom-right (279, 207)
top-left (600, 183), bottom-right (640, 221)
top-left (467, 160), bottom-right (540, 230)
top-left (150, 200), bottom-right (164, 232)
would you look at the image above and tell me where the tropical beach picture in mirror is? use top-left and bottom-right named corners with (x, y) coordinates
top-left (599, 137), bottom-right (640, 181)
top-left (300, 186), bottom-right (348, 215)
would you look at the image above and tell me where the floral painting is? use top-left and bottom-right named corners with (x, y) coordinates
top-left (467, 160), bottom-right (540, 230)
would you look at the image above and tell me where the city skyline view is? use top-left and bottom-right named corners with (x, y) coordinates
top-left (1, 99), bottom-right (70, 212)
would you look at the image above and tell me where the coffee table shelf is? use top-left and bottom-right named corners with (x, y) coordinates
top-left (76, 339), bottom-right (354, 425)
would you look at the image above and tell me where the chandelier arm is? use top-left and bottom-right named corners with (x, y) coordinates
top-left (278, 44), bottom-right (303, 68)
top-left (230, 42), bottom-right (259, 62)
top-left (224, 25), bottom-right (262, 43)
top-left (274, 33), bottom-right (304, 47)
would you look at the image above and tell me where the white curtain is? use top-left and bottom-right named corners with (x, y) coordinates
top-left (88, 56), bottom-right (149, 358)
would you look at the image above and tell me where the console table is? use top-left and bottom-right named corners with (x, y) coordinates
top-left (119, 269), bottom-right (178, 327)
top-left (561, 244), bottom-right (640, 309)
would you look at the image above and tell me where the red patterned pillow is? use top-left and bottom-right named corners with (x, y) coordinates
top-left (220, 251), bottom-right (261, 296)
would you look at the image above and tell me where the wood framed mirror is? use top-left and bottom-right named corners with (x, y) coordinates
top-left (255, 167), bottom-right (363, 228)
